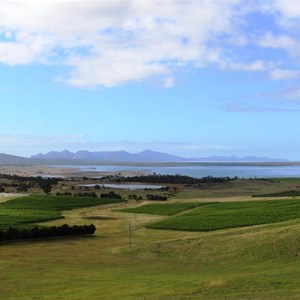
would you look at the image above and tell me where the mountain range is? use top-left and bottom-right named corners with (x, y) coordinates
top-left (29, 149), bottom-right (289, 163)
top-left (0, 150), bottom-right (290, 165)
top-left (0, 153), bottom-right (31, 165)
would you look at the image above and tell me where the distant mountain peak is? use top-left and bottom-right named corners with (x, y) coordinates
top-left (62, 149), bottom-right (72, 154)
top-left (30, 150), bottom-right (289, 163)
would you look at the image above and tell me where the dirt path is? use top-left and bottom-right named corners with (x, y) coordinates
top-left (38, 200), bottom-right (205, 255)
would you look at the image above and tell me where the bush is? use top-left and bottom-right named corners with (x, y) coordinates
top-left (100, 191), bottom-right (122, 200)
top-left (56, 192), bottom-right (72, 196)
top-left (74, 192), bottom-right (97, 198)
top-left (146, 195), bottom-right (168, 201)
top-left (0, 224), bottom-right (97, 242)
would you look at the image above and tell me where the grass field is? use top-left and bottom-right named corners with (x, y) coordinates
top-left (1, 198), bottom-right (300, 299)
top-left (0, 195), bottom-right (123, 230)
top-left (2, 191), bottom-right (300, 299)
top-left (148, 199), bottom-right (300, 231)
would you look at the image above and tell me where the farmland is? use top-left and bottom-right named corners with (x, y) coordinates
top-left (147, 199), bottom-right (300, 231)
top-left (118, 202), bottom-right (214, 216)
top-left (0, 195), bottom-right (123, 230)
top-left (1, 194), bottom-right (300, 299)
top-left (1, 174), bottom-right (300, 299)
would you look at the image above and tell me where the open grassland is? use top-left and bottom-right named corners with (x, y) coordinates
top-left (2, 174), bottom-right (300, 299)
top-left (1, 197), bottom-right (300, 299)
top-left (0, 195), bottom-right (123, 230)
top-left (117, 202), bottom-right (214, 216)
top-left (148, 199), bottom-right (300, 232)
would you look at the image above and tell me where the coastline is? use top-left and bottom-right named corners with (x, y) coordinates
top-left (0, 165), bottom-right (149, 178)
top-left (1, 162), bottom-right (300, 179)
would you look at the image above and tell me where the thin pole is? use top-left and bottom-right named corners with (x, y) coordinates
top-left (128, 223), bottom-right (132, 249)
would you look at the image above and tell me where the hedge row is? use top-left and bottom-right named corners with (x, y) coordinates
top-left (0, 224), bottom-right (96, 242)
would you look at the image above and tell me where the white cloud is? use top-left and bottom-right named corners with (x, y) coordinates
top-left (163, 77), bottom-right (175, 88)
top-left (259, 32), bottom-right (297, 49)
top-left (273, 0), bottom-right (300, 19)
top-left (220, 59), bottom-right (278, 72)
top-left (0, 0), bottom-right (300, 88)
top-left (269, 69), bottom-right (300, 80)
top-left (263, 1), bottom-right (300, 30)
top-left (0, 0), bottom-right (248, 87)
top-left (258, 32), bottom-right (300, 59)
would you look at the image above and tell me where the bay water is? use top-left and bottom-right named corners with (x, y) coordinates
top-left (51, 164), bottom-right (300, 178)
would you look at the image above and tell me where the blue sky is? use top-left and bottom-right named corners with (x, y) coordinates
top-left (1, 0), bottom-right (300, 159)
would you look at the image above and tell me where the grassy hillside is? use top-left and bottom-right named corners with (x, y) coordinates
top-left (1, 195), bottom-right (300, 299)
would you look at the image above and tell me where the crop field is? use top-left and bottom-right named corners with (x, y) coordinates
top-left (0, 208), bottom-right (61, 230)
top-left (118, 202), bottom-right (214, 215)
top-left (252, 190), bottom-right (300, 197)
top-left (1, 192), bottom-right (300, 299)
top-left (0, 195), bottom-right (123, 230)
top-left (148, 199), bottom-right (300, 231)
top-left (3, 176), bottom-right (300, 299)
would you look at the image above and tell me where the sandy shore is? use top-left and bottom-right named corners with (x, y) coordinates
top-left (0, 165), bottom-right (148, 178)
top-left (0, 165), bottom-right (76, 177)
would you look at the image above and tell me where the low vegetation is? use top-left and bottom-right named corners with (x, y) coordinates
top-left (100, 191), bottom-right (123, 200)
top-left (119, 202), bottom-right (213, 216)
top-left (145, 194), bottom-right (168, 201)
top-left (148, 199), bottom-right (300, 231)
top-left (253, 190), bottom-right (300, 197)
top-left (0, 195), bottom-right (124, 230)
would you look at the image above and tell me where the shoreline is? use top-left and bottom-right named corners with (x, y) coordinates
top-left (0, 165), bottom-right (149, 178)
top-left (1, 163), bottom-right (300, 179)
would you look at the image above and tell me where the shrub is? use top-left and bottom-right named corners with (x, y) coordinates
top-left (0, 224), bottom-right (97, 242)
top-left (100, 191), bottom-right (122, 200)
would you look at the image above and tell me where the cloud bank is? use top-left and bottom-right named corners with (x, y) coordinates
top-left (0, 0), bottom-right (300, 88)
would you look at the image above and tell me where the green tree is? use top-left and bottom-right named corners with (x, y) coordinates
top-left (41, 183), bottom-right (52, 194)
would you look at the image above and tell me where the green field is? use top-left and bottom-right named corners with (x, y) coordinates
top-left (253, 190), bottom-right (300, 197)
top-left (1, 197), bottom-right (300, 299)
top-left (0, 195), bottom-right (123, 230)
top-left (148, 199), bottom-right (300, 231)
top-left (2, 187), bottom-right (300, 298)
top-left (118, 202), bottom-right (213, 215)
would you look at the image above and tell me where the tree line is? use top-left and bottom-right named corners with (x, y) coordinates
top-left (0, 173), bottom-right (61, 194)
top-left (111, 174), bottom-right (237, 185)
top-left (56, 191), bottom-right (123, 200)
top-left (0, 173), bottom-right (61, 184)
top-left (0, 224), bottom-right (96, 242)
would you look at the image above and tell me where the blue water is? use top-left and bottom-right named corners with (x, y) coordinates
top-left (79, 184), bottom-right (163, 190)
top-left (50, 164), bottom-right (300, 178)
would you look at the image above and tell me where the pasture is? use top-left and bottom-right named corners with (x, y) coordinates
top-left (1, 184), bottom-right (300, 298)
top-left (1, 197), bottom-right (300, 299)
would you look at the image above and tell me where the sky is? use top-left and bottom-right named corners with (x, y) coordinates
top-left (1, 0), bottom-right (300, 160)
